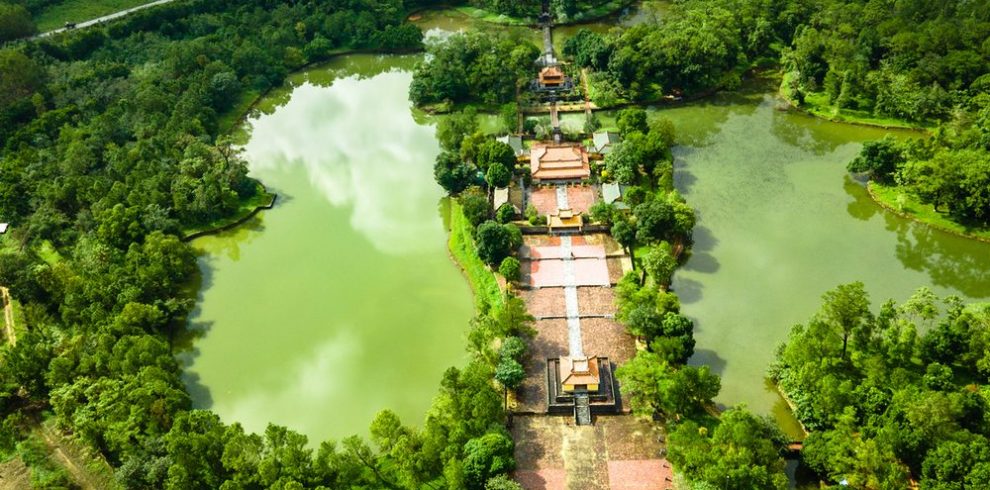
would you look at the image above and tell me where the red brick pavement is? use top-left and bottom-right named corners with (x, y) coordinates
top-left (567, 186), bottom-right (598, 214)
top-left (517, 320), bottom-right (569, 413)
top-left (529, 187), bottom-right (558, 215)
top-left (520, 288), bottom-right (567, 317)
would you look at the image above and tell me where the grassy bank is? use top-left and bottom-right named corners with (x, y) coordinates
top-left (565, 0), bottom-right (638, 23)
top-left (779, 72), bottom-right (929, 130)
top-left (449, 0), bottom-right (635, 26)
top-left (451, 6), bottom-right (534, 26)
top-left (447, 199), bottom-right (504, 312)
top-left (217, 89), bottom-right (262, 136)
top-left (8, 296), bottom-right (27, 341)
top-left (34, 0), bottom-right (149, 31)
top-left (868, 182), bottom-right (990, 242)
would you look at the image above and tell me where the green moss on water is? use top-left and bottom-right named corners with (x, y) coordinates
top-left (869, 182), bottom-right (990, 242)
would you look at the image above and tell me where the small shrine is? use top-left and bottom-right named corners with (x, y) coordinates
top-left (559, 356), bottom-right (601, 393)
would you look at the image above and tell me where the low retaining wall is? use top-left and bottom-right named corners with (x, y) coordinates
top-left (182, 191), bottom-right (277, 242)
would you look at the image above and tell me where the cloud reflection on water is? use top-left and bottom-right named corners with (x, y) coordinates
top-left (242, 72), bottom-right (445, 256)
top-left (218, 329), bottom-right (370, 442)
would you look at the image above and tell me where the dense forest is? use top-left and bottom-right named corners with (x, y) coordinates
top-left (410, 31), bottom-right (539, 108)
top-left (2, 0), bottom-right (989, 487)
top-left (0, 0), bottom-right (536, 487)
top-left (411, 0), bottom-right (990, 232)
top-left (771, 284), bottom-right (990, 488)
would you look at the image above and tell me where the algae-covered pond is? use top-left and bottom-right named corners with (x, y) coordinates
top-left (178, 56), bottom-right (474, 443)
top-left (662, 89), bottom-right (990, 432)
top-left (180, 48), bottom-right (990, 445)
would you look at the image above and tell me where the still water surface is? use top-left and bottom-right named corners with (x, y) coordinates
top-left (179, 56), bottom-right (474, 443)
top-left (661, 89), bottom-right (990, 432)
top-left (181, 51), bottom-right (990, 443)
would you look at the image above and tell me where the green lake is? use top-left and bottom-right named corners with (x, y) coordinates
top-left (181, 18), bottom-right (990, 444)
top-left (178, 55), bottom-right (474, 444)
top-left (661, 88), bottom-right (990, 430)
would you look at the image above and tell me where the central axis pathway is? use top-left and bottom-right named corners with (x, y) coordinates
top-left (559, 236), bottom-right (584, 357)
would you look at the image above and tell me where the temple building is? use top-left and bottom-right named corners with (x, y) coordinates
top-left (539, 66), bottom-right (565, 88)
top-left (559, 356), bottom-right (601, 393)
top-left (532, 65), bottom-right (574, 94)
top-left (530, 143), bottom-right (590, 182)
top-left (591, 131), bottom-right (620, 155)
top-left (546, 356), bottom-right (619, 424)
top-left (496, 134), bottom-right (528, 158)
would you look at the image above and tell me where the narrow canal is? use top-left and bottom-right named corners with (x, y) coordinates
top-left (178, 56), bottom-right (474, 443)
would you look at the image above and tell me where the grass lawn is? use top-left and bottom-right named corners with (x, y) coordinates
top-left (181, 182), bottom-right (275, 239)
top-left (9, 297), bottom-right (27, 339)
top-left (217, 90), bottom-right (261, 137)
top-left (447, 199), bottom-right (504, 313)
top-left (34, 0), bottom-right (151, 32)
top-left (36, 240), bottom-right (64, 265)
top-left (567, 0), bottom-right (637, 22)
top-left (870, 182), bottom-right (990, 242)
top-left (451, 6), bottom-right (535, 25)
top-left (779, 73), bottom-right (930, 130)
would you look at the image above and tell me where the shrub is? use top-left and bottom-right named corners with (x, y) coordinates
top-left (461, 188), bottom-right (492, 228)
top-left (525, 203), bottom-right (546, 226)
top-left (495, 203), bottom-right (515, 224)
top-left (486, 163), bottom-right (512, 188)
top-left (505, 223), bottom-right (522, 249)
top-left (498, 257), bottom-right (521, 282)
top-left (476, 221), bottom-right (512, 266)
top-left (589, 200), bottom-right (616, 225)
top-left (498, 336), bottom-right (527, 361)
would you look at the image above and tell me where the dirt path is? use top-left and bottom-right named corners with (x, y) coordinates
top-left (1, 287), bottom-right (15, 346)
top-left (0, 457), bottom-right (31, 490)
top-left (38, 425), bottom-right (113, 490)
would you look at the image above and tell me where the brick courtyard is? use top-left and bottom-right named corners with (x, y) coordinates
top-left (520, 288), bottom-right (568, 318)
top-left (512, 415), bottom-right (671, 490)
top-left (513, 216), bottom-right (670, 488)
top-left (526, 186), bottom-right (598, 216)
top-left (517, 319), bottom-right (570, 413)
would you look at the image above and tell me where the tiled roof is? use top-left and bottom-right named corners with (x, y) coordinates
top-left (530, 144), bottom-right (590, 180)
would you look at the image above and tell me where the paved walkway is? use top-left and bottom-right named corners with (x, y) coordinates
top-left (36, 0), bottom-right (175, 38)
top-left (556, 185), bottom-right (569, 209)
top-left (559, 236), bottom-right (584, 357)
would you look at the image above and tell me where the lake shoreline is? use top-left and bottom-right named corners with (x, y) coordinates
top-left (189, 47), bottom-right (423, 242)
top-left (866, 182), bottom-right (990, 245)
top-left (777, 72), bottom-right (929, 132)
top-left (408, 0), bottom-right (640, 28)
